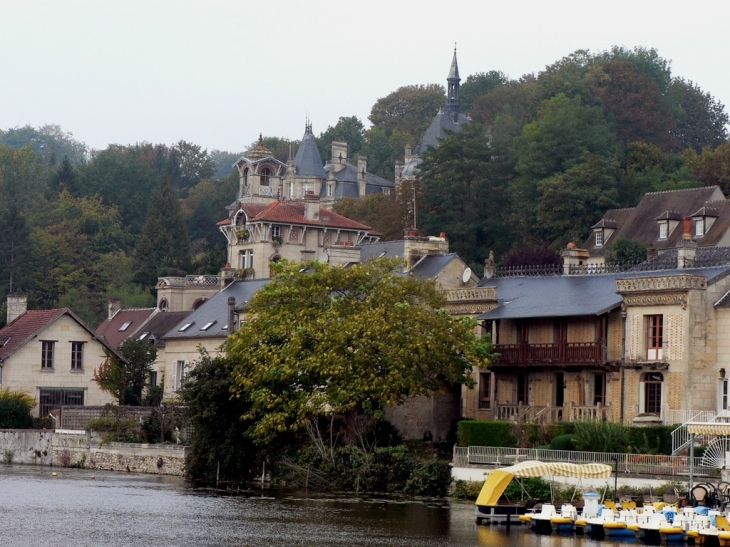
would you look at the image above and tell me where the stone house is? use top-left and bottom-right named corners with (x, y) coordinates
top-left (584, 186), bottom-right (730, 264)
top-left (234, 126), bottom-right (394, 209)
top-left (0, 296), bottom-right (120, 416)
top-left (464, 231), bottom-right (730, 428)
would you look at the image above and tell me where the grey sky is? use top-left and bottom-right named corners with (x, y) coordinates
top-left (2, 0), bottom-right (728, 153)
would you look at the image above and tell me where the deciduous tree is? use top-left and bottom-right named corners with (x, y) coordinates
top-left (228, 258), bottom-right (492, 445)
top-left (93, 339), bottom-right (156, 406)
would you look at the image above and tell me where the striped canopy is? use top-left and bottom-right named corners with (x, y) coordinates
top-left (475, 460), bottom-right (613, 507)
top-left (686, 422), bottom-right (730, 436)
top-left (499, 460), bottom-right (613, 479)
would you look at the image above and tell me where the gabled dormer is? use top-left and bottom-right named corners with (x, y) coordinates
top-left (690, 206), bottom-right (720, 238)
top-left (591, 219), bottom-right (617, 248)
top-left (655, 210), bottom-right (682, 241)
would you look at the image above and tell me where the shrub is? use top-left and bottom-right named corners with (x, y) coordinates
top-left (550, 434), bottom-right (577, 451)
top-left (0, 388), bottom-right (35, 429)
top-left (573, 420), bottom-right (631, 453)
top-left (628, 426), bottom-right (673, 455)
top-left (457, 421), bottom-right (516, 447)
top-left (87, 415), bottom-right (146, 444)
top-left (451, 479), bottom-right (484, 500)
top-left (504, 476), bottom-right (552, 501)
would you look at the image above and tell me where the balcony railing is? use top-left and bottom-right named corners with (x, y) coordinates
top-left (495, 402), bottom-right (610, 424)
top-left (494, 342), bottom-right (604, 365)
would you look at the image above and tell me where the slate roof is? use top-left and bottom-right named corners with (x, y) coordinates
top-left (410, 254), bottom-right (459, 279)
top-left (95, 308), bottom-right (156, 347)
top-left (478, 264), bottom-right (730, 321)
top-left (322, 163), bottom-right (395, 199)
top-left (163, 279), bottom-right (269, 340)
top-left (414, 109), bottom-right (471, 156)
top-left (583, 186), bottom-right (728, 257)
top-left (359, 241), bottom-right (406, 262)
top-left (0, 309), bottom-right (123, 362)
top-left (219, 201), bottom-right (373, 231)
top-left (294, 124), bottom-right (326, 178)
top-left (133, 311), bottom-right (191, 345)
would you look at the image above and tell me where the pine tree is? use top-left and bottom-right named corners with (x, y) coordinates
top-left (134, 178), bottom-right (192, 287)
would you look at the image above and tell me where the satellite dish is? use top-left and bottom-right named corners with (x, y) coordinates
top-left (318, 252), bottom-right (329, 263)
top-left (462, 267), bottom-right (472, 284)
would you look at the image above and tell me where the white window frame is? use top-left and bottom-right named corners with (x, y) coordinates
top-left (271, 225), bottom-right (281, 238)
top-left (595, 229), bottom-right (603, 247)
top-left (696, 217), bottom-right (705, 237)
top-left (71, 341), bottom-right (84, 370)
top-left (720, 378), bottom-right (729, 413)
top-left (172, 360), bottom-right (188, 392)
top-left (659, 221), bottom-right (668, 240)
top-left (302, 183), bottom-right (312, 197)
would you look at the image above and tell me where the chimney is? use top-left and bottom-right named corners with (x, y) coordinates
top-left (7, 295), bottom-right (27, 324)
top-left (304, 194), bottom-right (320, 221)
top-left (227, 297), bottom-right (236, 335)
top-left (646, 243), bottom-right (658, 262)
top-left (483, 251), bottom-right (497, 280)
top-left (404, 144), bottom-right (412, 163)
top-left (331, 141), bottom-right (348, 173)
top-left (677, 216), bottom-right (697, 269)
top-left (395, 160), bottom-right (404, 182)
top-left (108, 298), bottom-right (121, 320)
top-left (357, 156), bottom-right (368, 197)
top-left (562, 242), bottom-right (590, 275)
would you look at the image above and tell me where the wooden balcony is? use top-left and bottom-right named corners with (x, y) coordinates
top-left (493, 342), bottom-right (605, 366)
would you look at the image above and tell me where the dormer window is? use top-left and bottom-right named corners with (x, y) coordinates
top-left (595, 230), bottom-right (604, 247)
top-left (658, 221), bottom-right (668, 240)
top-left (695, 217), bottom-right (705, 237)
top-left (260, 167), bottom-right (272, 187)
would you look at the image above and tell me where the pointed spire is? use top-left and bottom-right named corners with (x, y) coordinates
top-left (446, 45), bottom-right (461, 114)
top-left (448, 44), bottom-right (460, 80)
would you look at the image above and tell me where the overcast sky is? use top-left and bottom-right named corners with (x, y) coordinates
top-left (2, 1), bottom-right (728, 153)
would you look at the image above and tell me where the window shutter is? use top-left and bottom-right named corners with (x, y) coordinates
top-left (172, 361), bottom-right (178, 391)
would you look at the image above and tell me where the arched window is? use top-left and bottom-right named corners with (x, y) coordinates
top-left (642, 372), bottom-right (663, 415)
top-left (159, 298), bottom-right (168, 312)
top-left (192, 297), bottom-right (207, 310)
top-left (242, 167), bottom-right (249, 183)
top-left (260, 167), bottom-right (272, 187)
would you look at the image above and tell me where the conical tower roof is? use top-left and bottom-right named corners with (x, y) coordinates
top-left (293, 123), bottom-right (325, 178)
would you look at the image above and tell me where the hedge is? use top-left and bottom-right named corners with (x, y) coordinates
top-left (456, 421), bottom-right (516, 447)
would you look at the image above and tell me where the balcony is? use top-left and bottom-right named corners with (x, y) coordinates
top-left (495, 402), bottom-right (611, 424)
top-left (493, 342), bottom-right (605, 366)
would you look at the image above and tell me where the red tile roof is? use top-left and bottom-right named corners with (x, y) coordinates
top-left (95, 308), bottom-right (156, 347)
top-left (0, 309), bottom-right (66, 361)
top-left (220, 201), bottom-right (372, 230)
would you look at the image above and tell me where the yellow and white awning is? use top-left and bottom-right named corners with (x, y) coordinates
top-left (686, 422), bottom-right (730, 436)
top-left (475, 461), bottom-right (613, 506)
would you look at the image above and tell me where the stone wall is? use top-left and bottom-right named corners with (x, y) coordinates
top-left (0, 430), bottom-right (53, 465)
top-left (51, 431), bottom-right (187, 476)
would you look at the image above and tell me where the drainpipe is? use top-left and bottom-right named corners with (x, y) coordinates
top-left (227, 297), bottom-right (236, 336)
top-left (620, 310), bottom-right (627, 425)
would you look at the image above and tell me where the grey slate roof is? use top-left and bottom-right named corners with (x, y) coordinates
top-left (410, 254), bottom-right (458, 279)
top-left (163, 279), bottom-right (269, 340)
top-left (477, 265), bottom-right (730, 321)
top-left (322, 163), bottom-right (395, 198)
top-left (359, 241), bottom-right (406, 262)
top-left (294, 124), bottom-right (326, 178)
top-left (632, 247), bottom-right (730, 271)
top-left (135, 311), bottom-right (191, 344)
top-left (414, 109), bottom-right (471, 155)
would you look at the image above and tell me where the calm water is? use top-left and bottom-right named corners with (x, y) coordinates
top-left (0, 465), bottom-right (633, 547)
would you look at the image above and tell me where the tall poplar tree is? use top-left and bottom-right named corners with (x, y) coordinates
top-left (134, 178), bottom-right (192, 288)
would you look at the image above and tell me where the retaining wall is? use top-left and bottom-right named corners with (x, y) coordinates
top-left (0, 430), bottom-right (53, 465)
top-left (51, 430), bottom-right (187, 476)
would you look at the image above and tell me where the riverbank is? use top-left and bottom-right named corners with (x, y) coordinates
top-left (0, 428), bottom-right (187, 475)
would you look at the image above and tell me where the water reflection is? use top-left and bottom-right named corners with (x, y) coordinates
top-left (0, 466), bottom-right (630, 547)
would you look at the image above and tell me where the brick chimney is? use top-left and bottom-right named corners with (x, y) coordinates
top-left (7, 295), bottom-right (27, 324)
top-left (677, 216), bottom-right (697, 269)
top-left (108, 298), bottom-right (121, 320)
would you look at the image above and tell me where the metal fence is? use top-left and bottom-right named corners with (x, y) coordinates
top-left (453, 446), bottom-right (720, 479)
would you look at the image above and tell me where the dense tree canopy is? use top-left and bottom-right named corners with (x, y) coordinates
top-left (93, 339), bottom-right (157, 405)
top-left (228, 258), bottom-right (493, 445)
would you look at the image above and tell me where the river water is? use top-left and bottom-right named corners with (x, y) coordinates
top-left (0, 466), bottom-right (631, 547)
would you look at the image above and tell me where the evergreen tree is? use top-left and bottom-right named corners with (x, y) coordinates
top-left (0, 203), bottom-right (31, 295)
top-left (134, 178), bottom-right (192, 288)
